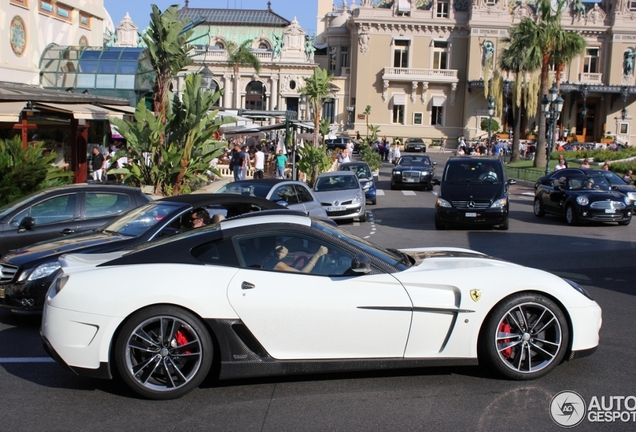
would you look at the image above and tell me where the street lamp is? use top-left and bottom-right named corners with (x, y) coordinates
top-left (487, 96), bottom-right (495, 152)
top-left (541, 83), bottom-right (564, 176)
top-left (299, 94), bottom-right (306, 121)
top-left (198, 65), bottom-right (215, 92)
top-left (346, 105), bottom-right (354, 128)
top-left (621, 86), bottom-right (629, 120)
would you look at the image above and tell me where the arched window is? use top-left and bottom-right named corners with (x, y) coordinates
top-left (245, 81), bottom-right (267, 110)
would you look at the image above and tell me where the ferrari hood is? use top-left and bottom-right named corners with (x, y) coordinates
top-left (399, 246), bottom-right (511, 270)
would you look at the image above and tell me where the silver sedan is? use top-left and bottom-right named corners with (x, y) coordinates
top-left (313, 171), bottom-right (367, 222)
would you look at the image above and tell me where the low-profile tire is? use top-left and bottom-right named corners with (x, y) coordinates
top-left (359, 212), bottom-right (367, 223)
top-left (533, 199), bottom-right (545, 217)
top-left (114, 305), bottom-right (213, 400)
top-left (618, 218), bottom-right (631, 226)
top-left (565, 205), bottom-right (579, 226)
top-left (478, 293), bottom-right (569, 380)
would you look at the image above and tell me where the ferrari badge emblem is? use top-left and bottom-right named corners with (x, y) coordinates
top-left (470, 289), bottom-right (481, 302)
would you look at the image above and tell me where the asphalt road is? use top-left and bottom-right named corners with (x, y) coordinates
top-left (1, 151), bottom-right (634, 431)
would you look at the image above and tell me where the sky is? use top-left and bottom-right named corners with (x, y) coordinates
top-left (105, 0), bottom-right (320, 37)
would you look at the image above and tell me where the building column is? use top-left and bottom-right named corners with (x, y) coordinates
top-left (270, 75), bottom-right (279, 124)
top-left (223, 74), bottom-right (232, 108)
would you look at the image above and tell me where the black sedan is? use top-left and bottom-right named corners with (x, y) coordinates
top-left (534, 174), bottom-right (632, 226)
top-left (404, 138), bottom-right (427, 153)
top-left (0, 194), bottom-right (283, 313)
top-left (0, 184), bottom-right (151, 257)
top-left (534, 168), bottom-right (636, 204)
top-left (390, 155), bottom-right (436, 190)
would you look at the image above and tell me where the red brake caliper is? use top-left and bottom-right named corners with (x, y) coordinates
top-left (175, 330), bottom-right (192, 354)
top-left (499, 322), bottom-right (512, 358)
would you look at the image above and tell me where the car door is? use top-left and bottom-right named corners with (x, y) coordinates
top-left (3, 193), bottom-right (80, 252)
top-left (294, 184), bottom-right (326, 217)
top-left (227, 232), bottom-right (413, 359)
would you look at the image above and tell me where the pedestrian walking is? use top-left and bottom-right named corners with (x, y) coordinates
top-left (440, 138), bottom-right (446, 154)
top-left (275, 149), bottom-right (288, 179)
top-left (253, 145), bottom-right (265, 179)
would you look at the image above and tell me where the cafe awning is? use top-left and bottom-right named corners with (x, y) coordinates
top-left (35, 103), bottom-right (124, 120)
top-left (0, 101), bottom-right (27, 122)
top-left (103, 104), bottom-right (136, 115)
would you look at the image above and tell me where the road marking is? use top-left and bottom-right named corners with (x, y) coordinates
top-left (376, 190), bottom-right (385, 196)
top-left (402, 191), bottom-right (417, 196)
top-left (0, 357), bottom-right (55, 363)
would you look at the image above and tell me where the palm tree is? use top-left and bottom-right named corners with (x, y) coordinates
top-left (363, 105), bottom-right (372, 140)
top-left (298, 67), bottom-right (334, 147)
top-left (503, 0), bottom-right (586, 168)
top-left (143, 5), bottom-right (194, 126)
top-left (226, 40), bottom-right (261, 108)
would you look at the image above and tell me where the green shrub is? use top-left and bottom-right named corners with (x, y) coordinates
top-left (359, 141), bottom-right (382, 172)
top-left (0, 137), bottom-right (73, 206)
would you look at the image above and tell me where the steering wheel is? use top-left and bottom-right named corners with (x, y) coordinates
top-left (292, 256), bottom-right (309, 270)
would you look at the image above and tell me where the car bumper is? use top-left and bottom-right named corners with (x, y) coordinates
top-left (436, 207), bottom-right (509, 226)
top-left (406, 146), bottom-right (425, 152)
top-left (568, 302), bottom-right (602, 353)
top-left (575, 207), bottom-right (632, 223)
top-left (363, 187), bottom-right (377, 202)
top-left (0, 276), bottom-right (55, 313)
top-left (392, 175), bottom-right (433, 188)
top-left (323, 204), bottom-right (366, 220)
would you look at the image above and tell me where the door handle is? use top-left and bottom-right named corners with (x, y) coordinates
top-left (60, 228), bottom-right (75, 235)
top-left (241, 281), bottom-right (255, 290)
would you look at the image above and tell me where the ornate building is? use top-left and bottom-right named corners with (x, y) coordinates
top-left (176, 1), bottom-right (318, 117)
top-left (315, 0), bottom-right (636, 145)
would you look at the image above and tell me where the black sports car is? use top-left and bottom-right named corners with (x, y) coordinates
top-left (0, 194), bottom-right (283, 313)
top-left (534, 174), bottom-right (632, 226)
top-left (534, 168), bottom-right (636, 204)
top-left (390, 155), bottom-right (436, 190)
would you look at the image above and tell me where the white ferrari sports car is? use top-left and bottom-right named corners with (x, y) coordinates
top-left (41, 212), bottom-right (601, 400)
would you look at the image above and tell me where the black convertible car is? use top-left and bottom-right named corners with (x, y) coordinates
top-left (534, 174), bottom-right (632, 226)
top-left (0, 194), bottom-right (283, 313)
top-left (390, 155), bottom-right (436, 190)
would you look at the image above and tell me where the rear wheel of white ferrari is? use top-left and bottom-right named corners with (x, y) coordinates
top-left (114, 306), bottom-right (213, 400)
top-left (479, 294), bottom-right (569, 380)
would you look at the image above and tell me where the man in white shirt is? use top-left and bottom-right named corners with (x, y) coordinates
top-left (253, 145), bottom-right (265, 179)
top-left (338, 149), bottom-right (351, 164)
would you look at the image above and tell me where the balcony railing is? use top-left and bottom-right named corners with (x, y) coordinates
top-left (579, 72), bottom-right (603, 84)
top-left (382, 67), bottom-right (458, 83)
top-left (190, 49), bottom-right (274, 62)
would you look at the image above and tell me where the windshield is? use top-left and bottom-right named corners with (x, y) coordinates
top-left (314, 175), bottom-right (359, 191)
top-left (341, 164), bottom-right (372, 179)
top-left (311, 219), bottom-right (409, 269)
top-left (567, 176), bottom-right (611, 191)
top-left (600, 171), bottom-right (628, 185)
top-left (102, 202), bottom-right (181, 237)
top-left (443, 160), bottom-right (503, 183)
top-left (397, 157), bottom-right (430, 167)
top-left (216, 182), bottom-right (272, 198)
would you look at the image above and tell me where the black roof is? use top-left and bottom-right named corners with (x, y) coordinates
top-left (178, 8), bottom-right (290, 27)
top-left (157, 193), bottom-right (284, 209)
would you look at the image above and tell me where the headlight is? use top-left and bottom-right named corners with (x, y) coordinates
top-left (627, 192), bottom-right (636, 202)
top-left (393, 170), bottom-right (401, 175)
top-left (352, 193), bottom-right (363, 205)
top-left (625, 195), bottom-right (631, 205)
top-left (491, 198), bottom-right (508, 208)
top-left (27, 262), bottom-right (61, 281)
top-left (576, 196), bottom-right (589, 206)
top-left (564, 278), bottom-right (593, 300)
top-left (437, 198), bottom-right (452, 208)
top-left (361, 181), bottom-right (371, 190)
top-left (47, 273), bottom-right (69, 299)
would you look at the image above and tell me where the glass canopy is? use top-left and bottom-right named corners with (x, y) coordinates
top-left (39, 45), bottom-right (154, 103)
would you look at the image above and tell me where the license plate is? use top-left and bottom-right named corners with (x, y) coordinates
top-left (465, 212), bottom-right (477, 217)
top-left (0, 287), bottom-right (4, 299)
top-left (405, 178), bottom-right (416, 183)
top-left (327, 206), bottom-right (346, 212)
top-left (604, 209), bottom-right (615, 213)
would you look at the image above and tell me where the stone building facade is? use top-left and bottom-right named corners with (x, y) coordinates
top-left (315, 0), bottom-right (636, 145)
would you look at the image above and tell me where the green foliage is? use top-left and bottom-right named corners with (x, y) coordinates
top-left (369, 124), bottom-right (381, 141)
top-left (296, 144), bottom-right (331, 187)
top-left (299, 67), bottom-right (334, 147)
top-left (373, 0), bottom-right (394, 8)
top-left (143, 4), bottom-right (194, 122)
top-left (226, 40), bottom-right (262, 75)
top-left (609, 161), bottom-right (636, 175)
top-left (359, 142), bottom-right (382, 172)
top-left (108, 74), bottom-right (228, 195)
top-left (0, 137), bottom-right (73, 206)
top-left (319, 118), bottom-right (330, 143)
top-left (480, 118), bottom-right (500, 133)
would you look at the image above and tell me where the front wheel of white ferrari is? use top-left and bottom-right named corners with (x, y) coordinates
top-left (114, 306), bottom-right (213, 400)
top-left (479, 294), bottom-right (569, 380)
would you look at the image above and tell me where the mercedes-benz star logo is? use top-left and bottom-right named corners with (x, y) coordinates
top-left (549, 390), bottom-right (586, 428)
top-left (467, 201), bottom-right (475, 208)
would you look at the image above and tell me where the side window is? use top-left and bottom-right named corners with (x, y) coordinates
top-left (191, 238), bottom-right (239, 266)
top-left (235, 233), bottom-right (353, 276)
top-left (85, 193), bottom-right (130, 219)
top-left (271, 185), bottom-right (300, 205)
top-left (294, 185), bottom-right (315, 203)
top-left (29, 194), bottom-right (77, 225)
